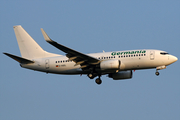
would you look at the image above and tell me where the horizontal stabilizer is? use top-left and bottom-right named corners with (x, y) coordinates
top-left (4, 53), bottom-right (34, 64)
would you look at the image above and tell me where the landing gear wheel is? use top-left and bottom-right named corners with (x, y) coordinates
top-left (95, 78), bottom-right (102, 85)
top-left (88, 73), bottom-right (94, 79)
top-left (155, 71), bottom-right (160, 76)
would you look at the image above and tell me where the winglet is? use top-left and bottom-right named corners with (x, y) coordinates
top-left (41, 28), bottom-right (52, 42)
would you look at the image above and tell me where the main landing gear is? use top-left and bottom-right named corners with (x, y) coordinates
top-left (87, 73), bottom-right (102, 85)
top-left (95, 77), bottom-right (102, 85)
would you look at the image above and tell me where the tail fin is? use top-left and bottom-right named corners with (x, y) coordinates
top-left (13, 25), bottom-right (59, 59)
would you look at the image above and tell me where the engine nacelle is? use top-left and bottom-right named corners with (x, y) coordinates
top-left (108, 70), bottom-right (132, 80)
top-left (100, 59), bottom-right (120, 70)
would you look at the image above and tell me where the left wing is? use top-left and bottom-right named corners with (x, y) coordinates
top-left (41, 28), bottom-right (100, 69)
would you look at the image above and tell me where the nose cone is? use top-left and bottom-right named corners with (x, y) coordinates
top-left (170, 55), bottom-right (178, 63)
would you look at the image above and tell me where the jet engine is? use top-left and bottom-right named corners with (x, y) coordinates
top-left (108, 70), bottom-right (132, 80)
top-left (100, 59), bottom-right (120, 70)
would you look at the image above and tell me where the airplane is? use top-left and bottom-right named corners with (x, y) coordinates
top-left (4, 25), bottom-right (178, 85)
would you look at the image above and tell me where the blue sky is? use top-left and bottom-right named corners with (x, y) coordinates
top-left (0, 1), bottom-right (180, 120)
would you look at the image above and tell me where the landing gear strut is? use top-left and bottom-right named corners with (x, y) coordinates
top-left (88, 71), bottom-right (102, 85)
top-left (95, 77), bottom-right (102, 85)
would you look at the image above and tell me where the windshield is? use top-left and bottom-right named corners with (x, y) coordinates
top-left (160, 52), bottom-right (169, 55)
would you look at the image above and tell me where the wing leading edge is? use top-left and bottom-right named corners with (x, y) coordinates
top-left (41, 28), bottom-right (100, 69)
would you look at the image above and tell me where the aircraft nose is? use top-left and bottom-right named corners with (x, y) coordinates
top-left (170, 55), bottom-right (178, 63)
top-left (174, 56), bottom-right (178, 62)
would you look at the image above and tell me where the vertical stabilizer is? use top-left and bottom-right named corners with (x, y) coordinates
top-left (14, 25), bottom-right (45, 59)
top-left (13, 25), bottom-right (59, 59)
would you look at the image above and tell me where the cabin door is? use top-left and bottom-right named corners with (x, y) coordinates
top-left (45, 59), bottom-right (49, 69)
top-left (150, 51), bottom-right (155, 60)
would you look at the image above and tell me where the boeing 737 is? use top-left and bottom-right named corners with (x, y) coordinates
top-left (4, 25), bottom-right (178, 84)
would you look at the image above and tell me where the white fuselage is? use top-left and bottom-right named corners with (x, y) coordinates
top-left (4, 25), bottom-right (178, 84)
top-left (21, 49), bottom-right (177, 75)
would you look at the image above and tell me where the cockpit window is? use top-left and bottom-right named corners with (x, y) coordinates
top-left (160, 52), bottom-right (169, 55)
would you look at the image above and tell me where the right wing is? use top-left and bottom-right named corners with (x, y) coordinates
top-left (41, 28), bottom-right (100, 69)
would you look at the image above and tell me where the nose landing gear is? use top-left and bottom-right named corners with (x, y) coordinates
top-left (155, 66), bottom-right (166, 76)
top-left (155, 71), bottom-right (160, 76)
top-left (155, 69), bottom-right (160, 76)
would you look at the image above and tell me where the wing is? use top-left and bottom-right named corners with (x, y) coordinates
top-left (41, 28), bottom-right (100, 70)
